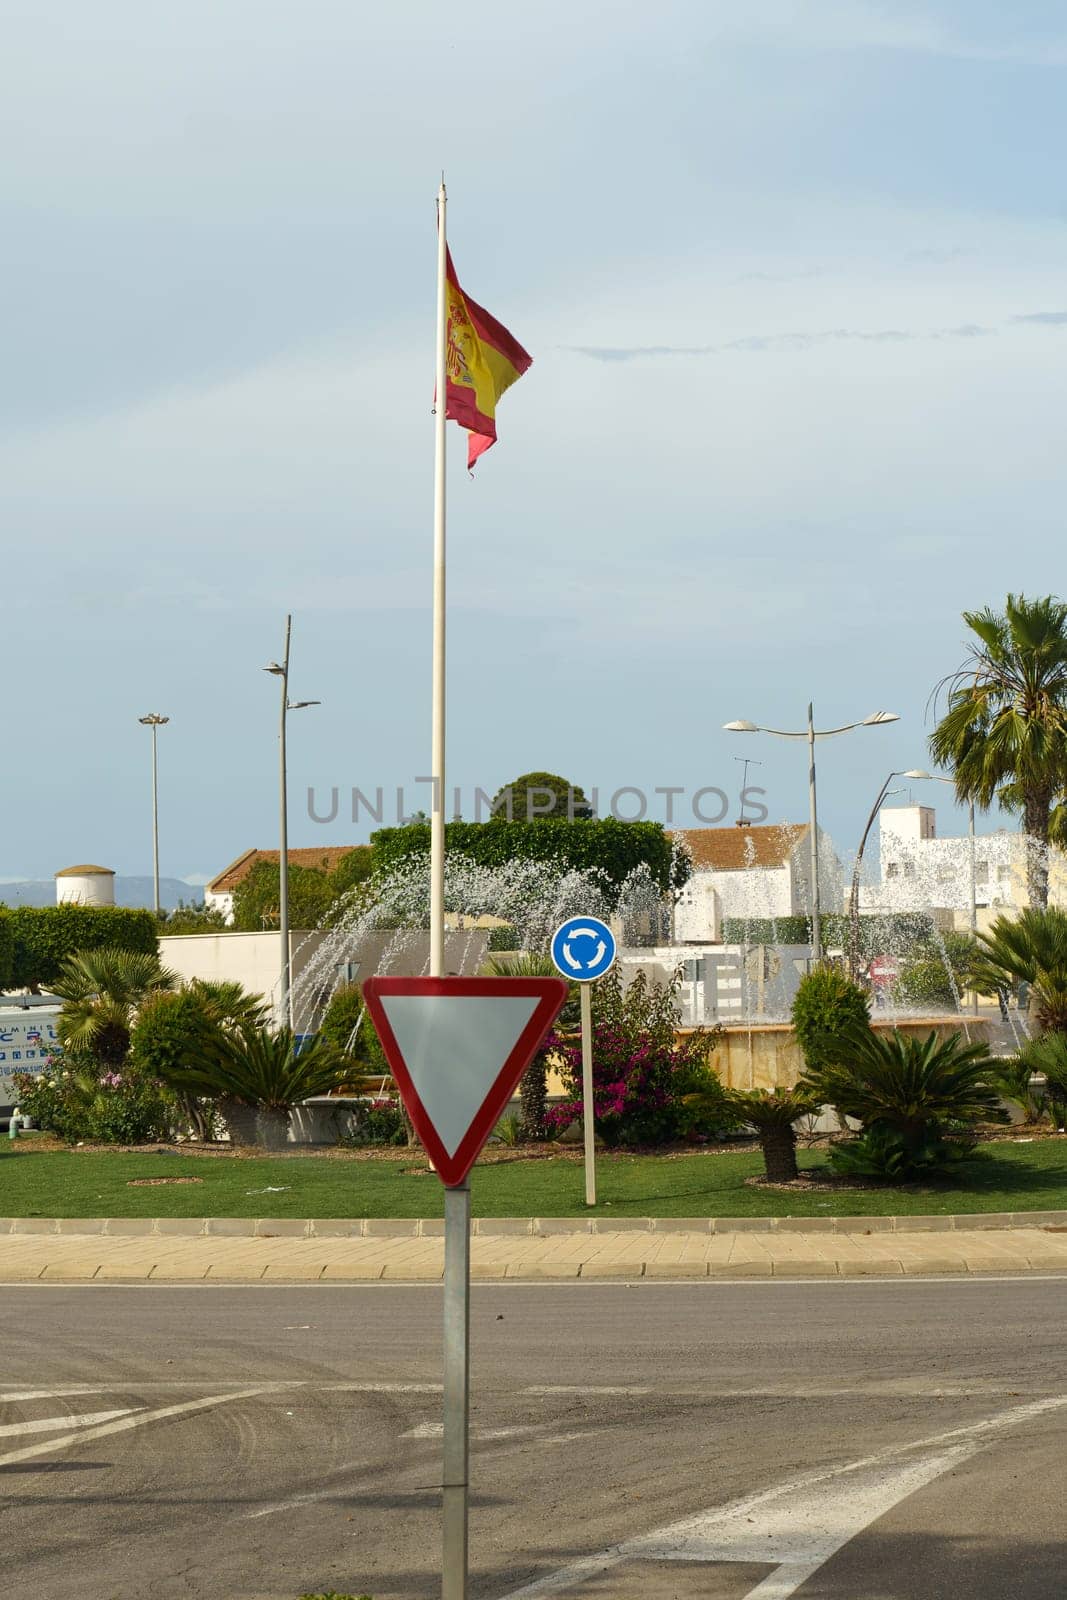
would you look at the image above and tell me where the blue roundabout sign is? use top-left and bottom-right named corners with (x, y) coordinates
top-left (550, 915), bottom-right (617, 982)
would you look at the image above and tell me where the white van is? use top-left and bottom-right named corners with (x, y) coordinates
top-left (0, 1002), bottom-right (61, 1124)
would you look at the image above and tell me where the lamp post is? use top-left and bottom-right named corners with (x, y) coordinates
top-left (725, 707), bottom-right (899, 963)
top-left (138, 714), bottom-right (170, 916)
top-left (902, 770), bottom-right (978, 1012)
top-left (264, 616), bottom-right (321, 1031)
top-left (848, 770), bottom-right (931, 977)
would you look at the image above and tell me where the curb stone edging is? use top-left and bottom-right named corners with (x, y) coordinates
top-left (1, 1210), bottom-right (1067, 1238)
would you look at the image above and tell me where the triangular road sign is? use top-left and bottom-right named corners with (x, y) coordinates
top-left (362, 976), bottom-right (567, 1187)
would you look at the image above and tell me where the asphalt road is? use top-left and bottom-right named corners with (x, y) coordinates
top-left (0, 1279), bottom-right (1065, 1599)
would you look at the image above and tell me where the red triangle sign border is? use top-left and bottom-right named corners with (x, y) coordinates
top-left (361, 976), bottom-right (568, 1188)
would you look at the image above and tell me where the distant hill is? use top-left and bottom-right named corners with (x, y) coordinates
top-left (0, 877), bottom-right (198, 911)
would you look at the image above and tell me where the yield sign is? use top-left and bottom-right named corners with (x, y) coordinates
top-left (362, 976), bottom-right (567, 1187)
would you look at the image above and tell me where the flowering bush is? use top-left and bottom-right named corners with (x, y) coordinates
top-left (342, 1096), bottom-right (408, 1147)
top-left (546, 969), bottom-right (734, 1147)
top-left (14, 1054), bottom-right (175, 1144)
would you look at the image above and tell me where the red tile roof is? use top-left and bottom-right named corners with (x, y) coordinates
top-left (672, 824), bottom-right (807, 871)
top-left (207, 846), bottom-right (366, 894)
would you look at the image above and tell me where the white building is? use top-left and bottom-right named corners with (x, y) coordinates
top-left (858, 804), bottom-right (1067, 922)
top-left (671, 823), bottom-right (844, 943)
top-left (54, 864), bottom-right (115, 906)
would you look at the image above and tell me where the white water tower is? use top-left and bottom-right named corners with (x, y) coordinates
top-left (54, 865), bottom-right (116, 907)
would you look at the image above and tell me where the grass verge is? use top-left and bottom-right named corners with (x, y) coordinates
top-left (1, 1135), bottom-right (1066, 1218)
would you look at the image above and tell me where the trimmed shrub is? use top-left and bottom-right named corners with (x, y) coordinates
top-left (319, 984), bottom-right (389, 1074)
top-left (9, 906), bottom-right (158, 991)
top-left (370, 817), bottom-right (688, 895)
top-left (791, 965), bottom-right (872, 1075)
top-left (0, 908), bottom-right (15, 990)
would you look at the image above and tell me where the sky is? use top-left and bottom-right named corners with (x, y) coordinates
top-left (2, 1), bottom-right (1065, 887)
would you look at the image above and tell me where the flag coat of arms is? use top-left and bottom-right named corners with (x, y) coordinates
top-left (444, 249), bottom-right (532, 468)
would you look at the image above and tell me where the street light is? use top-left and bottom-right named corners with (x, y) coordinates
top-left (264, 616), bottom-right (321, 1030)
top-left (848, 769), bottom-right (930, 976)
top-left (137, 714), bottom-right (170, 916)
top-left (725, 705), bottom-right (900, 962)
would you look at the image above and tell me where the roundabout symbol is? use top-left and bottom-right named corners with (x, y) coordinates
top-left (551, 915), bottom-right (617, 982)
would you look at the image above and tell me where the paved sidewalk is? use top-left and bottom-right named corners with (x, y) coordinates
top-left (2, 1218), bottom-right (1066, 1280)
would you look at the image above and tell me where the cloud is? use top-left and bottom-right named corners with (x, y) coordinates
top-left (723, 3), bottom-right (1067, 67)
top-left (568, 323), bottom-right (998, 362)
top-left (1013, 311), bottom-right (1067, 325)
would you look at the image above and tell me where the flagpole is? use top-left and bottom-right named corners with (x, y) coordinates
top-left (433, 177), bottom-right (470, 1600)
top-left (431, 179), bottom-right (448, 982)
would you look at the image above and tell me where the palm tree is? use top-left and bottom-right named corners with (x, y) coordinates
top-left (802, 1025), bottom-right (1007, 1139)
top-left (971, 907), bottom-right (1067, 1032)
top-left (52, 947), bottom-right (176, 1065)
top-left (723, 1087), bottom-right (820, 1183)
top-left (929, 593), bottom-right (1067, 907)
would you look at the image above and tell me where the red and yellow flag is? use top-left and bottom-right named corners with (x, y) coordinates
top-left (445, 249), bottom-right (532, 469)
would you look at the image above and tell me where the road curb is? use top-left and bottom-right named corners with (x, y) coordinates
top-left (1, 1210), bottom-right (1066, 1238)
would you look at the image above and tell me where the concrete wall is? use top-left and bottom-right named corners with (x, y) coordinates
top-left (159, 927), bottom-right (492, 1032)
top-left (702, 1016), bottom-right (990, 1091)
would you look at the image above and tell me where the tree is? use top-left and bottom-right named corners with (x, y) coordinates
top-left (929, 594), bottom-right (1067, 907)
top-left (52, 948), bottom-right (176, 1066)
top-left (490, 772), bottom-right (594, 821)
top-left (971, 907), bottom-right (1067, 1032)
top-left (482, 952), bottom-right (579, 1140)
top-left (231, 860), bottom-right (336, 932)
top-left (160, 902), bottom-right (228, 935)
top-left (328, 847), bottom-right (374, 898)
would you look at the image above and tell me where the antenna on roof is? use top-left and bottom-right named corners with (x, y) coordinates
top-left (734, 756), bottom-right (763, 827)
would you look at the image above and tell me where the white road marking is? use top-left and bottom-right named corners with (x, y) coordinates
top-left (526, 1385), bottom-right (652, 1397)
top-left (0, 1387), bottom-right (272, 1470)
top-left (496, 1392), bottom-right (1067, 1599)
top-left (0, 1379), bottom-right (441, 1400)
top-left (401, 1422), bottom-right (597, 1444)
top-left (0, 1409), bottom-right (136, 1439)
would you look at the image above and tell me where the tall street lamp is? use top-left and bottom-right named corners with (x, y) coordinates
top-left (264, 616), bottom-right (321, 1031)
top-left (724, 706), bottom-right (899, 962)
top-left (138, 713), bottom-right (170, 916)
top-left (848, 769), bottom-right (931, 977)
top-left (904, 769), bottom-right (978, 1013)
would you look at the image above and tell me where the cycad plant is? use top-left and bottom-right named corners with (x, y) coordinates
top-left (723, 1086), bottom-right (820, 1183)
top-left (1013, 1032), bottom-right (1067, 1129)
top-left (804, 1025), bottom-right (1006, 1179)
top-left (162, 1024), bottom-right (359, 1148)
top-left (971, 907), bottom-right (1067, 1032)
top-left (52, 947), bottom-right (176, 1065)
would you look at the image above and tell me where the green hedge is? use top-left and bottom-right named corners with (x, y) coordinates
top-left (371, 819), bottom-right (687, 895)
top-left (722, 912), bottom-right (937, 955)
top-left (0, 910), bottom-right (14, 990)
top-left (6, 905), bottom-right (159, 990)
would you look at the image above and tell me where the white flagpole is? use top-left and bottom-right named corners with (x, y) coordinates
top-left (433, 178), bottom-right (471, 1600)
top-left (431, 179), bottom-right (448, 982)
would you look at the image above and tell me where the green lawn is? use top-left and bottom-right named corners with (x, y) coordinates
top-left (2, 1137), bottom-right (1066, 1219)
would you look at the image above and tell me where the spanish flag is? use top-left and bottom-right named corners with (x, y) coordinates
top-left (445, 249), bottom-right (532, 469)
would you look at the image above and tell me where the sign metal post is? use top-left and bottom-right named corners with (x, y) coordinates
top-left (362, 975), bottom-right (567, 1600)
top-left (550, 916), bottom-right (618, 1211)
